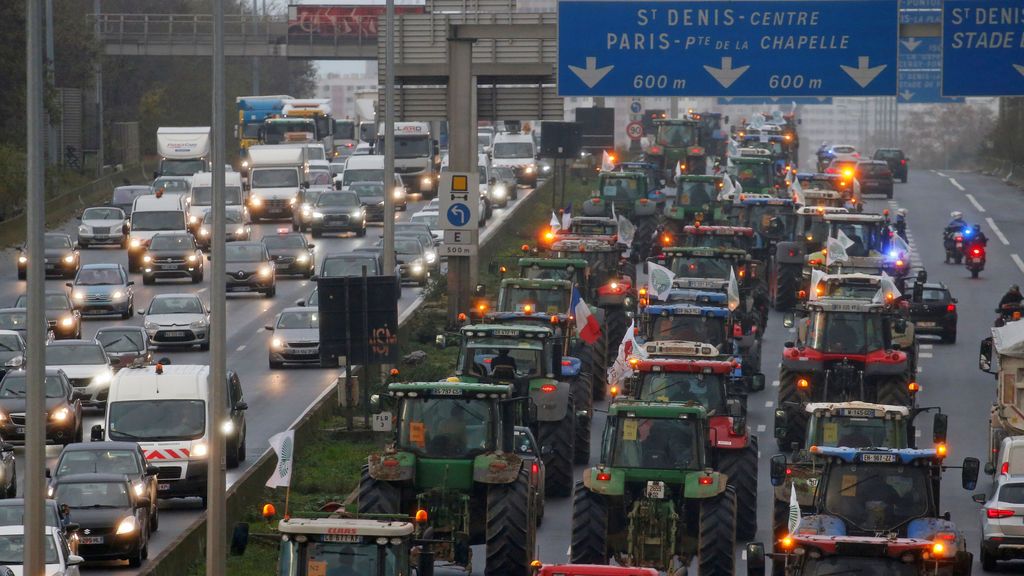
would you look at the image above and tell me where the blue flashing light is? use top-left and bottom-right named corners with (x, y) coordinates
top-left (962, 227), bottom-right (973, 237)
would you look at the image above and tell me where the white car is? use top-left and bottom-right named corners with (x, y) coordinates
top-left (45, 340), bottom-right (112, 409)
top-left (409, 210), bottom-right (442, 243)
top-left (0, 525), bottom-right (83, 576)
top-left (138, 293), bottom-right (210, 351)
top-left (77, 207), bottom-right (127, 248)
top-left (829, 144), bottom-right (860, 161)
top-left (976, 474), bottom-right (1024, 569)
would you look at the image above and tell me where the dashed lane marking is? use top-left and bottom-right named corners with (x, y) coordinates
top-left (920, 352), bottom-right (933, 359)
top-left (936, 171), bottom-right (948, 178)
top-left (920, 344), bottom-right (933, 350)
top-left (772, 380), bottom-right (780, 387)
top-left (987, 217), bottom-right (1010, 245)
top-left (236, 345), bottom-right (246, 351)
top-left (757, 424), bottom-right (766, 433)
top-left (917, 367), bottom-right (923, 374)
top-left (950, 178), bottom-right (965, 191)
top-left (916, 428), bottom-right (922, 438)
top-left (966, 193), bottom-right (986, 212)
top-left (1013, 254), bottom-right (1024, 276)
top-left (765, 401), bottom-right (774, 408)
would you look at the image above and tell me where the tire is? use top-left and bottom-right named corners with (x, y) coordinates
top-left (128, 540), bottom-right (147, 568)
top-left (537, 394), bottom-right (575, 498)
top-left (226, 436), bottom-right (240, 469)
top-left (698, 485), bottom-right (737, 576)
top-left (635, 217), bottom-right (658, 258)
top-left (357, 465), bottom-right (400, 514)
top-left (945, 330), bottom-right (957, 344)
top-left (79, 240), bottom-right (89, 249)
top-left (954, 254), bottom-right (963, 264)
top-left (75, 422), bottom-right (83, 443)
top-left (6, 468), bottom-right (15, 499)
top-left (717, 437), bottom-right (758, 541)
top-left (972, 268), bottom-right (980, 279)
top-left (238, 435), bottom-right (246, 462)
top-left (17, 270), bottom-right (25, 281)
top-left (485, 468), bottom-right (535, 576)
top-left (571, 374), bottom-right (593, 465)
top-left (570, 481), bottom-right (609, 564)
top-left (269, 359), bottom-right (283, 370)
top-left (142, 275), bottom-right (154, 286)
top-left (312, 229), bottom-right (322, 239)
top-left (981, 545), bottom-right (996, 571)
top-left (199, 342), bottom-right (210, 352)
top-left (357, 227), bottom-right (366, 238)
top-left (191, 271), bottom-right (202, 284)
top-left (264, 285), bottom-right (276, 298)
top-left (122, 304), bottom-right (133, 320)
top-left (151, 503), bottom-right (159, 532)
top-left (876, 375), bottom-right (910, 407)
top-left (774, 264), bottom-right (801, 311)
top-left (592, 329), bottom-right (609, 401)
top-left (604, 307), bottom-right (629, 356)
top-left (776, 367), bottom-right (807, 451)
top-left (292, 221), bottom-right (299, 232)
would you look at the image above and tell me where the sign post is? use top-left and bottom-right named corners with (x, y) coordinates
top-left (439, 171), bottom-right (480, 326)
top-left (942, 0), bottom-right (1024, 97)
top-left (557, 0), bottom-right (899, 97)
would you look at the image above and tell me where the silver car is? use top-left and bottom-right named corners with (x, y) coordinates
top-left (976, 475), bottom-right (1024, 569)
top-left (138, 294), bottom-right (210, 350)
top-left (77, 207), bottom-right (127, 248)
top-left (266, 307), bottom-right (320, 369)
top-left (45, 340), bottom-right (113, 409)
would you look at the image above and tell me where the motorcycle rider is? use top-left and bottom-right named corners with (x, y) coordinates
top-left (1000, 285), bottom-right (1023, 309)
top-left (894, 208), bottom-right (908, 241)
top-left (944, 211), bottom-right (969, 263)
top-left (966, 224), bottom-right (988, 251)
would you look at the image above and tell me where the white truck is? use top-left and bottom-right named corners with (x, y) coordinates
top-left (155, 127), bottom-right (211, 179)
top-left (246, 145), bottom-right (306, 222)
top-left (377, 121), bottom-right (440, 195)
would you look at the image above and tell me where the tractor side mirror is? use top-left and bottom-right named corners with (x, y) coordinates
top-left (783, 312), bottom-right (795, 328)
top-left (769, 454), bottom-right (788, 487)
top-left (962, 457), bottom-right (980, 491)
top-left (980, 337), bottom-right (995, 374)
top-left (474, 284), bottom-right (486, 297)
top-left (435, 334), bottom-right (447, 349)
top-left (774, 409), bottom-right (788, 440)
top-left (746, 543), bottom-right (766, 576)
top-left (748, 373), bottom-right (765, 392)
top-left (894, 318), bottom-right (907, 334)
top-left (933, 413), bottom-right (948, 445)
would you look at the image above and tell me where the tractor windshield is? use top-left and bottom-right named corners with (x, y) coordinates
top-left (807, 311), bottom-right (887, 355)
top-left (737, 205), bottom-right (793, 237)
top-left (610, 416), bottom-right (699, 470)
top-left (822, 462), bottom-right (931, 533)
top-left (810, 414), bottom-right (905, 448)
top-left (520, 265), bottom-right (578, 283)
top-left (637, 372), bottom-right (726, 410)
top-left (656, 124), bottom-right (697, 147)
top-left (498, 287), bottom-right (570, 315)
top-left (461, 340), bottom-right (546, 379)
top-left (831, 222), bottom-right (883, 257)
top-left (684, 234), bottom-right (751, 251)
top-left (734, 163), bottom-right (773, 190)
top-left (825, 282), bottom-right (882, 300)
top-left (678, 180), bottom-right (716, 208)
top-left (799, 555), bottom-right (917, 576)
top-left (648, 315), bottom-right (728, 349)
top-left (599, 176), bottom-right (642, 200)
top-left (278, 540), bottom-right (400, 576)
top-left (670, 257), bottom-right (732, 280)
top-left (398, 397), bottom-right (496, 458)
top-left (571, 221), bottom-right (617, 236)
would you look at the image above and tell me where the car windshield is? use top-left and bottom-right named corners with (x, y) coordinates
top-left (398, 398), bottom-right (495, 457)
top-left (263, 235), bottom-right (306, 250)
top-left (226, 244), bottom-right (265, 262)
top-left (649, 315), bottom-right (727, 348)
top-left (316, 193), bottom-right (359, 208)
top-left (462, 342), bottom-right (544, 379)
top-left (343, 169), bottom-right (384, 186)
top-left (823, 462), bottom-right (930, 532)
top-left (833, 146), bottom-right (857, 154)
top-left (0, 534), bottom-right (59, 564)
top-left (44, 235), bottom-right (71, 250)
top-left (0, 335), bottom-right (21, 353)
top-left (83, 207), bottom-right (123, 220)
top-left (411, 213), bottom-right (438, 228)
top-left (392, 137), bottom-right (430, 159)
top-left (874, 150), bottom-right (903, 159)
top-left (611, 417), bottom-right (698, 469)
top-left (801, 556), bottom-right (915, 576)
top-left (132, 211), bottom-right (184, 231)
top-left (263, 120), bottom-right (315, 144)
top-left (109, 399), bottom-right (206, 441)
top-left (679, 180), bottom-right (716, 207)
top-left (149, 235), bottom-right (193, 251)
top-left (0, 312), bottom-right (27, 331)
top-left (322, 257), bottom-right (378, 277)
top-left (493, 142), bottom-right (533, 158)
top-left (96, 329), bottom-right (145, 353)
top-left (860, 164), bottom-right (891, 177)
top-left (277, 310), bottom-right (318, 329)
top-left (160, 158), bottom-right (206, 176)
top-left (307, 169), bottom-right (333, 187)
top-left (112, 187), bottom-right (146, 204)
top-left (152, 179), bottom-right (190, 193)
top-left (493, 167), bottom-right (514, 179)
top-left (0, 504), bottom-right (59, 528)
top-left (57, 449), bottom-right (142, 476)
top-left (56, 481), bottom-right (130, 509)
top-left (498, 287), bottom-right (568, 315)
top-left (395, 239), bottom-right (422, 255)
top-left (352, 182), bottom-right (385, 200)
top-left (921, 289), bottom-right (949, 302)
top-left (656, 123), bottom-right (697, 146)
top-left (75, 267), bottom-right (123, 286)
top-left (191, 186), bottom-right (242, 206)
top-left (0, 374), bottom-right (65, 398)
top-left (638, 372), bottom-right (725, 409)
top-left (812, 415), bottom-right (903, 448)
top-left (252, 168), bottom-right (298, 188)
top-left (15, 294), bottom-right (70, 311)
top-left (808, 311), bottom-right (887, 354)
top-left (149, 297), bottom-right (204, 315)
top-left (600, 176), bottom-right (641, 200)
top-left (46, 344), bottom-right (106, 366)
top-left (670, 257), bottom-right (733, 280)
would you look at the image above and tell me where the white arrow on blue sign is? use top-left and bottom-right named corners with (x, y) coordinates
top-left (557, 0), bottom-right (899, 97)
top-left (942, 0), bottom-right (1024, 97)
top-left (897, 36), bottom-right (964, 104)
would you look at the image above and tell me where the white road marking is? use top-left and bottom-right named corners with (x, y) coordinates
top-left (966, 193), bottom-right (986, 212)
top-left (197, 287), bottom-right (208, 293)
top-left (236, 345), bottom-right (246, 351)
top-left (987, 217), bottom-right (1010, 245)
top-left (917, 367), bottom-right (923, 374)
top-left (920, 344), bottom-right (933, 350)
top-left (936, 171), bottom-right (948, 178)
top-left (1013, 254), bottom-right (1024, 276)
top-left (949, 178), bottom-right (965, 191)
top-left (772, 380), bottom-right (780, 387)
top-left (765, 401), bottom-right (774, 408)
top-left (742, 550), bottom-right (748, 561)
top-left (919, 352), bottom-right (933, 359)
top-left (757, 424), bottom-right (766, 433)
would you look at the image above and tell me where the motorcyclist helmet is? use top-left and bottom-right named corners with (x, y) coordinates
top-left (1013, 285), bottom-right (1021, 293)
top-left (950, 211), bottom-right (963, 220)
top-left (897, 208), bottom-right (907, 217)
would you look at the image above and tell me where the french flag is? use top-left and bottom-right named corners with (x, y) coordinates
top-left (571, 286), bottom-right (601, 345)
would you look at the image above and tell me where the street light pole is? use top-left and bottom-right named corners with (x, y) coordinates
top-left (382, 0), bottom-right (396, 275)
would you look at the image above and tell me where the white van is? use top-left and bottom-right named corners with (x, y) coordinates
top-left (341, 155), bottom-right (386, 191)
top-left (92, 364), bottom-right (248, 505)
top-left (992, 436), bottom-right (1024, 477)
top-left (491, 133), bottom-right (537, 186)
top-left (187, 172), bottom-right (245, 230)
top-left (128, 195), bottom-right (188, 273)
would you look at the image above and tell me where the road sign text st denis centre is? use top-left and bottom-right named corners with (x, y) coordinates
top-left (558, 0), bottom-right (898, 97)
top-left (942, 0), bottom-right (1024, 97)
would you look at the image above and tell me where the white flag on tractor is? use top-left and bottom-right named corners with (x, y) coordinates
top-left (790, 174), bottom-right (806, 206)
top-left (647, 261), bottom-right (676, 301)
top-left (788, 483), bottom-right (801, 534)
top-left (266, 430), bottom-right (296, 488)
top-left (727, 267), bottom-right (740, 311)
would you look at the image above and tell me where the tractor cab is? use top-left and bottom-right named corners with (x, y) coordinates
top-left (657, 246), bottom-right (755, 287)
top-left (730, 155), bottom-right (777, 195)
top-left (793, 205), bottom-right (849, 253)
top-left (497, 278), bottom-right (572, 318)
top-left (678, 225), bottom-right (756, 252)
top-left (665, 174), bottom-right (724, 227)
top-left (647, 118), bottom-right (707, 177)
top-left (517, 256), bottom-right (589, 287)
top-left (796, 188), bottom-right (845, 209)
top-left (584, 172), bottom-right (654, 218)
top-left (641, 304), bottom-right (731, 352)
top-left (800, 401), bottom-right (913, 450)
top-left (612, 161), bottom-right (667, 203)
top-left (568, 216), bottom-right (619, 237)
top-left (629, 355), bottom-right (738, 408)
top-left (725, 195), bottom-right (797, 247)
top-left (274, 517), bottom-right (416, 576)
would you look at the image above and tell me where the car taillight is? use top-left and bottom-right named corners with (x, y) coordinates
top-left (540, 384), bottom-right (557, 393)
top-left (973, 248), bottom-right (983, 256)
top-left (531, 462), bottom-right (539, 476)
top-left (947, 304), bottom-right (956, 312)
top-left (988, 508), bottom-right (1015, 519)
top-left (900, 159), bottom-right (907, 165)
top-left (1002, 461), bottom-right (1010, 475)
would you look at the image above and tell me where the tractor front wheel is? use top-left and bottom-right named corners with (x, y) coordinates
top-left (485, 468), bottom-right (535, 576)
top-left (718, 437), bottom-right (758, 541)
top-left (570, 481), bottom-right (609, 564)
top-left (538, 395), bottom-right (576, 498)
top-left (357, 465), bottom-right (400, 515)
top-left (698, 485), bottom-right (737, 576)
top-left (774, 263), bottom-right (801, 311)
top-left (875, 375), bottom-right (911, 407)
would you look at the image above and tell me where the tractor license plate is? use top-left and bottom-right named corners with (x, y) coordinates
top-left (645, 481), bottom-right (666, 499)
top-left (838, 408), bottom-right (876, 417)
top-left (917, 321), bottom-right (936, 327)
top-left (973, 258), bottom-right (984, 263)
top-left (861, 453), bottom-right (897, 463)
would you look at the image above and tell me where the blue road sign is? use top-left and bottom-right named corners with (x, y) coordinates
top-left (898, 36), bottom-right (965, 104)
top-left (557, 0), bottom-right (899, 97)
top-left (899, 0), bottom-right (940, 24)
top-left (630, 101), bottom-right (643, 114)
top-left (943, 0), bottom-right (1024, 96)
top-left (717, 97), bottom-right (834, 105)
top-left (447, 203), bottom-right (472, 227)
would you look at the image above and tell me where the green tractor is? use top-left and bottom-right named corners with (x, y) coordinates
top-left (730, 154), bottom-right (778, 196)
top-left (444, 323), bottom-right (577, 496)
top-left (358, 381), bottom-right (539, 575)
top-left (645, 117), bottom-right (709, 178)
top-left (582, 171), bottom-right (660, 257)
top-left (771, 206), bottom-right (850, 310)
top-left (664, 175), bottom-right (726, 232)
top-left (570, 401), bottom-right (737, 575)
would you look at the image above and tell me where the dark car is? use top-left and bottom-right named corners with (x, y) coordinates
top-left (0, 331), bottom-right (25, 380)
top-left (195, 206), bottom-right (251, 251)
top-left (908, 282), bottom-right (957, 343)
top-left (0, 369), bottom-right (83, 445)
top-left (223, 241), bottom-right (276, 297)
top-left (17, 233), bottom-right (80, 280)
top-left (141, 232), bottom-right (204, 285)
top-left (873, 147), bottom-right (908, 183)
top-left (110, 185), bottom-right (151, 216)
top-left (51, 442), bottom-right (160, 533)
top-left (14, 292), bottom-right (81, 339)
top-left (292, 187), bottom-right (327, 232)
top-left (394, 236), bottom-right (431, 286)
top-left (0, 498), bottom-right (71, 533)
top-left (351, 181), bottom-right (387, 222)
top-left (95, 327), bottom-right (151, 370)
top-left (52, 473), bottom-right (151, 566)
top-left (310, 191), bottom-right (366, 238)
top-left (855, 160), bottom-right (895, 199)
top-left (262, 231), bottom-right (316, 278)
top-left (0, 307), bottom-right (53, 342)
top-left (318, 252), bottom-right (384, 278)
top-left (393, 228), bottom-right (439, 272)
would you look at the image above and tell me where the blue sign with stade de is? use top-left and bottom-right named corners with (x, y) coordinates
top-left (716, 96), bottom-right (834, 105)
top-left (942, 0), bottom-right (1024, 96)
top-left (897, 36), bottom-right (965, 104)
top-left (557, 0), bottom-right (899, 97)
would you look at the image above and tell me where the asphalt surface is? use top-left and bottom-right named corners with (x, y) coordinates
top-left (0, 186), bottom-right (534, 573)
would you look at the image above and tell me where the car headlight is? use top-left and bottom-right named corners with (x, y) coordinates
top-left (271, 337), bottom-right (284, 349)
top-left (47, 486), bottom-right (53, 498)
top-left (129, 238), bottom-right (141, 248)
top-left (259, 265), bottom-right (273, 278)
top-left (190, 319), bottom-right (209, 329)
top-left (142, 255), bottom-right (152, 263)
top-left (352, 209), bottom-right (364, 218)
top-left (189, 215), bottom-right (198, 225)
top-left (393, 188), bottom-right (405, 199)
top-left (187, 254), bottom-right (198, 263)
top-left (191, 442), bottom-right (208, 458)
top-left (493, 185), bottom-right (507, 199)
top-left (17, 256), bottom-right (26, 264)
top-left (63, 254), bottom-right (75, 264)
top-left (133, 483), bottom-right (145, 497)
top-left (92, 370), bottom-right (112, 386)
top-left (525, 165), bottom-right (536, 174)
top-left (289, 197), bottom-right (297, 206)
top-left (426, 251), bottom-right (437, 264)
top-left (72, 291), bottom-right (85, 302)
top-left (200, 227), bottom-right (210, 237)
top-left (411, 260), bottom-right (425, 274)
top-left (50, 407), bottom-right (69, 421)
top-left (60, 316), bottom-right (74, 327)
top-left (234, 226), bottom-right (245, 236)
top-left (542, 164), bottom-right (551, 173)
top-left (78, 225), bottom-right (88, 234)
top-left (250, 196), bottom-right (262, 207)
top-left (241, 160), bottom-right (249, 169)
top-left (421, 176), bottom-right (432, 185)
top-left (144, 321), bottom-right (158, 331)
top-left (313, 211), bottom-right (324, 219)
top-left (297, 254), bottom-right (309, 264)
top-left (4, 356), bottom-right (23, 368)
top-left (301, 203), bottom-right (312, 215)
top-left (115, 516), bottom-right (138, 535)
top-left (111, 290), bottom-right (125, 301)
top-left (221, 420), bottom-right (235, 434)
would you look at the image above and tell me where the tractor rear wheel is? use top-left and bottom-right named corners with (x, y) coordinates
top-left (774, 263), bottom-right (801, 311)
top-left (571, 374), bottom-right (593, 465)
top-left (604, 307), bottom-right (629, 359)
top-left (875, 375), bottom-right (911, 407)
top-left (635, 217), bottom-right (658, 258)
top-left (777, 368), bottom-right (808, 451)
top-left (592, 327), bottom-right (610, 401)
top-left (570, 481), bottom-right (609, 564)
top-left (698, 484), bottom-right (737, 576)
top-left (357, 465), bottom-right (400, 515)
top-left (485, 468), bottom-right (535, 576)
top-left (718, 437), bottom-right (758, 540)
top-left (538, 395), bottom-right (575, 498)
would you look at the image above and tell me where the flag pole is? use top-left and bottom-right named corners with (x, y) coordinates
top-left (284, 484), bottom-right (291, 520)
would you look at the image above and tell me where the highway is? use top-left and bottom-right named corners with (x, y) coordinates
top-left (0, 187), bottom-right (534, 573)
